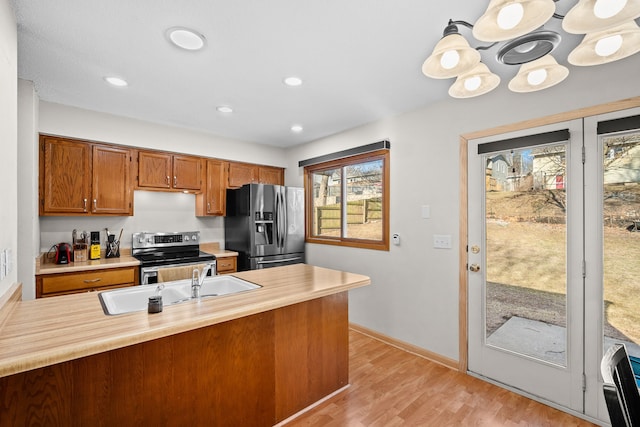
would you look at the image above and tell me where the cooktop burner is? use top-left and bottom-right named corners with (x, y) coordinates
top-left (134, 250), bottom-right (215, 266)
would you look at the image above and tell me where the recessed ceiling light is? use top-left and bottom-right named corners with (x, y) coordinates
top-left (283, 76), bottom-right (303, 86)
top-left (104, 76), bottom-right (128, 87)
top-left (167, 27), bottom-right (206, 51)
top-left (291, 124), bottom-right (304, 133)
top-left (217, 105), bottom-right (233, 113)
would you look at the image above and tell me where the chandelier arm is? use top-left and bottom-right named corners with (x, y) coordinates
top-left (476, 42), bottom-right (498, 51)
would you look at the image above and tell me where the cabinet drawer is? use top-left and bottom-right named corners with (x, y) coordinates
top-left (41, 268), bottom-right (136, 295)
top-left (217, 257), bottom-right (237, 274)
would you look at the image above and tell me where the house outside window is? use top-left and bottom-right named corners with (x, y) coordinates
top-left (304, 149), bottom-right (389, 250)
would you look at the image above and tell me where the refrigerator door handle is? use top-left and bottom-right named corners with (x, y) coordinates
top-left (280, 187), bottom-right (287, 248)
top-left (274, 189), bottom-right (280, 248)
top-left (275, 187), bottom-right (286, 249)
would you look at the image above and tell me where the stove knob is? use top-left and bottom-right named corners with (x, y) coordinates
top-left (138, 236), bottom-right (144, 243)
top-left (192, 234), bottom-right (198, 241)
top-left (184, 235), bottom-right (190, 242)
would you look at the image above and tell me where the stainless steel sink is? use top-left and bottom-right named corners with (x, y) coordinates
top-left (99, 275), bottom-right (261, 315)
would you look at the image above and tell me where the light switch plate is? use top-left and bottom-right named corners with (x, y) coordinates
top-left (4, 248), bottom-right (11, 276)
top-left (421, 205), bottom-right (430, 219)
top-left (433, 234), bottom-right (452, 249)
top-left (392, 233), bottom-right (400, 245)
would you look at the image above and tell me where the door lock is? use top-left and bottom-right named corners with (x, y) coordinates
top-left (469, 264), bottom-right (481, 272)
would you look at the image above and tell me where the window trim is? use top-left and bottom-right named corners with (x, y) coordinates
top-left (304, 149), bottom-right (390, 251)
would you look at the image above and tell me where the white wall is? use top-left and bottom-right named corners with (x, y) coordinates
top-left (0, 0), bottom-right (17, 297)
top-left (285, 55), bottom-right (640, 362)
top-left (17, 80), bottom-right (40, 300)
top-left (39, 101), bottom-right (288, 166)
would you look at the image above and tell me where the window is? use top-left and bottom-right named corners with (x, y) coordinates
top-left (304, 149), bottom-right (389, 250)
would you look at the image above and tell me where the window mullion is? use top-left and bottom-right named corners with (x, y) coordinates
top-left (341, 165), bottom-right (347, 239)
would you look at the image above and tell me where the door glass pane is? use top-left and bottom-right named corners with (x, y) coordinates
top-left (602, 130), bottom-right (640, 357)
top-left (345, 160), bottom-right (383, 240)
top-left (311, 168), bottom-right (341, 237)
top-left (484, 144), bottom-right (567, 366)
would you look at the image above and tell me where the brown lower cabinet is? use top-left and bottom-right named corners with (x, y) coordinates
top-left (0, 292), bottom-right (348, 426)
top-left (216, 256), bottom-right (237, 274)
top-left (36, 266), bottom-right (139, 298)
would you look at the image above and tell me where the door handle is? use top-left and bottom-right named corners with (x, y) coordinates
top-left (257, 257), bottom-right (301, 265)
top-left (469, 264), bottom-right (481, 272)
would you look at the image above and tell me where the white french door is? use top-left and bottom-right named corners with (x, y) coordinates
top-left (468, 119), bottom-right (585, 412)
top-left (467, 107), bottom-right (640, 423)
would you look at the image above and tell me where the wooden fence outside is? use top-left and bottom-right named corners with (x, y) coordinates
top-left (314, 198), bottom-right (382, 235)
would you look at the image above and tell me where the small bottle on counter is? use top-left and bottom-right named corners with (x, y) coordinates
top-left (90, 231), bottom-right (101, 260)
top-left (148, 296), bottom-right (163, 313)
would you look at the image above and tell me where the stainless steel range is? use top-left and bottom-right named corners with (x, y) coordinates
top-left (132, 231), bottom-right (216, 285)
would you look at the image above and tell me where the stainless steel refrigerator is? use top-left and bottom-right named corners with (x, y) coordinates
top-left (224, 184), bottom-right (305, 271)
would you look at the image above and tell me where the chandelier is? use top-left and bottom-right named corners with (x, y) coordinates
top-left (422, 0), bottom-right (640, 98)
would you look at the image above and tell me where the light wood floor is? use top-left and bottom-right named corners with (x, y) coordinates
top-left (287, 329), bottom-right (596, 426)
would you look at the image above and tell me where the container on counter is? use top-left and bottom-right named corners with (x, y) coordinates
top-left (90, 231), bottom-right (101, 260)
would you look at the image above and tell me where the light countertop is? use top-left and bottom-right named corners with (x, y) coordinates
top-left (0, 264), bottom-right (370, 378)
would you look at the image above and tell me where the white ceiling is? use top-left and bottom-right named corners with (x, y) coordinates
top-left (12, 0), bottom-right (584, 147)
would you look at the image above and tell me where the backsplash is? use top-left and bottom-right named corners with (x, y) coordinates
top-left (39, 191), bottom-right (224, 253)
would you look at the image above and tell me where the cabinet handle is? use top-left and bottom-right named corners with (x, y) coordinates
top-left (207, 202), bottom-right (211, 211)
top-left (83, 278), bottom-right (102, 283)
top-left (174, 176), bottom-right (177, 186)
top-left (83, 198), bottom-right (87, 212)
top-left (93, 199), bottom-right (97, 211)
top-left (166, 176), bottom-right (170, 185)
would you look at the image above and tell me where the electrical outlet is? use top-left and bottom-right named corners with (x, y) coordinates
top-left (433, 234), bottom-right (452, 249)
top-left (0, 249), bottom-right (6, 280)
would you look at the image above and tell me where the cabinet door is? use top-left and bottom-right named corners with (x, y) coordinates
top-left (227, 162), bottom-right (257, 188)
top-left (258, 166), bottom-right (284, 185)
top-left (207, 159), bottom-right (227, 215)
top-left (138, 151), bottom-right (171, 189)
top-left (92, 145), bottom-right (132, 215)
top-left (173, 155), bottom-right (201, 190)
top-left (40, 137), bottom-right (91, 215)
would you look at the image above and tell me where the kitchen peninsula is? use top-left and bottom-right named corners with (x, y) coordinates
top-left (0, 264), bottom-right (370, 426)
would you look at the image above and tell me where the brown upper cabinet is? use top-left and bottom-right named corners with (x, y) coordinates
top-left (137, 151), bottom-right (202, 191)
top-left (196, 159), bottom-right (228, 216)
top-left (227, 161), bottom-right (284, 188)
top-left (39, 136), bottom-right (133, 216)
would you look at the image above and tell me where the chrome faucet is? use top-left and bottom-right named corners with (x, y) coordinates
top-left (191, 263), bottom-right (214, 299)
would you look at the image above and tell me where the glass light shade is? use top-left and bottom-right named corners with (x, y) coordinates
top-left (594, 0), bottom-right (628, 18)
top-left (422, 33), bottom-right (481, 79)
top-left (448, 63), bottom-right (501, 98)
top-left (497, 3), bottom-right (525, 29)
top-left (568, 21), bottom-right (640, 65)
top-left (508, 54), bottom-right (569, 92)
top-left (472, 0), bottom-right (556, 42)
top-left (562, 0), bottom-right (640, 34)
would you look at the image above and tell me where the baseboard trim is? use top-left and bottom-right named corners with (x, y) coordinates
top-left (349, 323), bottom-right (460, 371)
top-left (275, 384), bottom-right (350, 426)
top-left (0, 283), bottom-right (22, 330)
